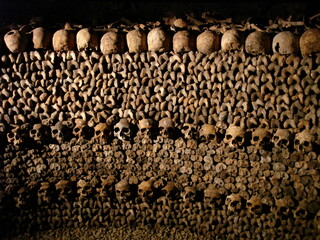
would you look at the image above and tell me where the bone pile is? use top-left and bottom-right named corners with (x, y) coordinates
top-left (1, 22), bottom-right (320, 239)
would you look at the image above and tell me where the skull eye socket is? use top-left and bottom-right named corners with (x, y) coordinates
top-left (235, 136), bottom-right (243, 143)
top-left (74, 127), bottom-right (80, 133)
top-left (303, 141), bottom-right (310, 147)
top-left (273, 136), bottom-right (279, 141)
top-left (226, 134), bottom-right (232, 140)
top-left (279, 139), bottom-right (288, 146)
top-left (96, 130), bottom-right (101, 135)
top-left (114, 127), bottom-right (120, 133)
top-left (208, 134), bottom-right (215, 139)
top-left (253, 136), bottom-right (259, 142)
top-left (231, 201), bottom-right (239, 207)
top-left (296, 209), bottom-right (306, 217)
top-left (7, 31), bottom-right (15, 35)
top-left (294, 140), bottom-right (300, 145)
top-left (8, 133), bottom-right (14, 138)
top-left (182, 126), bottom-right (190, 131)
top-left (247, 202), bottom-right (252, 207)
top-left (30, 129), bottom-right (37, 135)
top-left (122, 127), bottom-right (129, 133)
top-left (52, 129), bottom-right (58, 135)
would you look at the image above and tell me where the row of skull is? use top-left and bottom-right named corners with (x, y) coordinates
top-left (2, 24), bottom-right (320, 57)
top-left (10, 177), bottom-right (317, 219)
top-left (3, 117), bottom-right (318, 152)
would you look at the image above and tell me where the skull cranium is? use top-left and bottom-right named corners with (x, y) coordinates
top-left (226, 193), bottom-right (243, 212)
top-left (114, 118), bottom-right (132, 142)
top-left (251, 127), bottom-right (271, 149)
top-left (159, 117), bottom-right (174, 139)
top-left (224, 124), bottom-right (246, 148)
top-left (246, 195), bottom-right (263, 215)
top-left (294, 129), bottom-right (314, 153)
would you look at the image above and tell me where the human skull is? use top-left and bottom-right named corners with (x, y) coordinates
top-left (251, 127), bottom-right (271, 149)
top-left (37, 182), bottom-right (52, 205)
top-left (294, 129), bottom-right (314, 153)
top-left (272, 31), bottom-right (299, 55)
top-left (245, 31), bottom-right (271, 55)
top-left (32, 27), bottom-right (52, 49)
top-left (226, 193), bottom-right (243, 212)
top-left (138, 119), bottom-right (156, 139)
top-left (173, 30), bottom-right (196, 53)
top-left (204, 184), bottom-right (222, 206)
top-left (7, 124), bottom-right (27, 145)
top-left (272, 129), bottom-right (292, 149)
top-left (224, 124), bottom-right (246, 148)
top-left (115, 179), bottom-right (133, 203)
top-left (159, 117), bottom-right (174, 138)
top-left (126, 29), bottom-right (147, 53)
top-left (300, 28), bottom-right (320, 56)
top-left (199, 124), bottom-right (217, 142)
top-left (52, 23), bottom-right (76, 51)
top-left (196, 30), bottom-right (220, 54)
top-left (138, 180), bottom-right (155, 203)
top-left (100, 31), bottom-right (125, 55)
top-left (96, 175), bottom-right (116, 200)
top-left (51, 121), bottom-right (67, 143)
top-left (14, 187), bottom-right (30, 208)
top-left (246, 195), bottom-right (263, 215)
top-left (161, 181), bottom-right (178, 200)
top-left (181, 186), bottom-right (197, 203)
top-left (55, 180), bottom-right (75, 201)
top-left (30, 123), bottom-right (47, 142)
top-left (73, 119), bottom-right (88, 140)
top-left (76, 28), bottom-right (99, 51)
top-left (275, 196), bottom-right (295, 217)
top-left (181, 123), bottom-right (198, 140)
top-left (114, 118), bottom-right (132, 142)
top-left (147, 27), bottom-right (171, 52)
top-left (4, 29), bottom-right (27, 53)
top-left (77, 179), bottom-right (94, 200)
top-left (293, 199), bottom-right (309, 219)
top-left (93, 122), bottom-right (111, 143)
top-left (221, 29), bottom-right (243, 52)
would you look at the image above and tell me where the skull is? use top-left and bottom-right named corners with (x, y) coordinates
top-left (199, 124), bottom-right (217, 142)
top-left (147, 27), bottom-right (171, 52)
top-left (293, 199), bottom-right (309, 219)
top-left (37, 182), bottom-right (53, 205)
top-left (226, 193), bottom-right (243, 212)
top-left (51, 121), bottom-right (68, 143)
top-left (204, 184), bottom-right (222, 207)
top-left (161, 181), bottom-right (179, 200)
top-left (4, 29), bottom-right (27, 53)
top-left (246, 195), bottom-right (263, 215)
top-left (115, 179), bottom-right (133, 203)
top-left (77, 179), bottom-right (95, 200)
top-left (96, 175), bottom-right (116, 200)
top-left (76, 28), bottom-right (99, 51)
top-left (196, 30), bottom-right (220, 54)
top-left (173, 30), bottom-right (196, 53)
top-left (114, 118), bottom-right (132, 142)
top-left (272, 31), bottom-right (299, 55)
top-left (138, 119), bottom-right (156, 139)
top-left (7, 124), bottom-right (28, 145)
top-left (126, 29), bottom-right (147, 53)
top-left (181, 186), bottom-right (197, 203)
top-left (181, 123), bottom-right (198, 140)
top-left (294, 129), bottom-right (314, 153)
top-left (272, 129), bottom-right (292, 149)
top-left (100, 31), bottom-right (125, 55)
top-left (251, 127), bottom-right (271, 149)
top-left (30, 123), bottom-right (47, 142)
top-left (159, 117), bottom-right (174, 138)
top-left (73, 119), bottom-right (89, 140)
top-left (245, 31), bottom-right (271, 55)
top-left (14, 187), bottom-right (30, 208)
top-left (138, 180), bottom-right (155, 203)
top-left (221, 29), bottom-right (244, 52)
top-left (52, 23), bottom-right (76, 51)
top-left (275, 196), bottom-right (295, 217)
top-left (93, 122), bottom-right (111, 143)
top-left (55, 180), bottom-right (75, 202)
top-left (32, 27), bottom-right (52, 49)
top-left (224, 124), bottom-right (246, 148)
top-left (300, 28), bottom-right (320, 56)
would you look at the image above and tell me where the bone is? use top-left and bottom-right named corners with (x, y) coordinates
top-left (4, 29), bottom-right (28, 53)
top-left (52, 24), bottom-right (76, 51)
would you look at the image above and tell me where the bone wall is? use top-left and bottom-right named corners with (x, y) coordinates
top-left (0, 49), bottom-right (320, 238)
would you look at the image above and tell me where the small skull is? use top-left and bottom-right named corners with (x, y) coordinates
top-left (96, 175), bottom-right (116, 200)
top-left (52, 23), bottom-right (76, 51)
top-left (226, 193), bottom-right (243, 213)
top-left (126, 29), bottom-right (147, 53)
top-left (30, 123), bottom-right (47, 142)
top-left (51, 121), bottom-right (67, 143)
top-left (147, 27), bottom-right (171, 52)
top-left (196, 30), bottom-right (220, 54)
top-left (37, 182), bottom-right (52, 205)
top-left (4, 29), bottom-right (27, 53)
top-left (246, 195), bottom-right (263, 215)
top-left (181, 123), bottom-right (198, 140)
top-left (272, 129), bottom-right (292, 149)
top-left (73, 119), bottom-right (88, 140)
top-left (100, 31), bottom-right (125, 55)
top-left (159, 117), bottom-right (174, 139)
top-left (114, 118), bottom-right (132, 142)
top-left (173, 30), bottom-right (196, 53)
top-left (76, 28), bottom-right (99, 51)
top-left (93, 122), bottom-right (111, 143)
top-left (32, 27), bottom-right (52, 49)
top-left (199, 124), bottom-right (217, 142)
top-left (181, 186), bottom-right (197, 203)
top-left (300, 28), bottom-right (320, 56)
top-left (294, 129), bottom-right (314, 153)
top-left (7, 124), bottom-right (28, 145)
top-left (55, 180), bottom-right (75, 202)
top-left (251, 127), bottom-right (271, 149)
top-left (204, 184), bottom-right (222, 207)
top-left (224, 124), bottom-right (246, 148)
top-left (138, 180), bottom-right (155, 203)
top-left (221, 29), bottom-right (243, 52)
top-left (138, 118), bottom-right (157, 139)
top-left (161, 181), bottom-right (179, 200)
top-left (245, 31), bottom-right (271, 55)
top-left (77, 179), bottom-right (94, 200)
top-left (272, 31), bottom-right (299, 55)
top-left (115, 179), bottom-right (133, 203)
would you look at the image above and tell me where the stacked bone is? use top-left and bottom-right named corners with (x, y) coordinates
top-left (1, 18), bottom-right (320, 239)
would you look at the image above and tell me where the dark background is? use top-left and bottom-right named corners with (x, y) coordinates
top-left (0, 0), bottom-right (318, 27)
